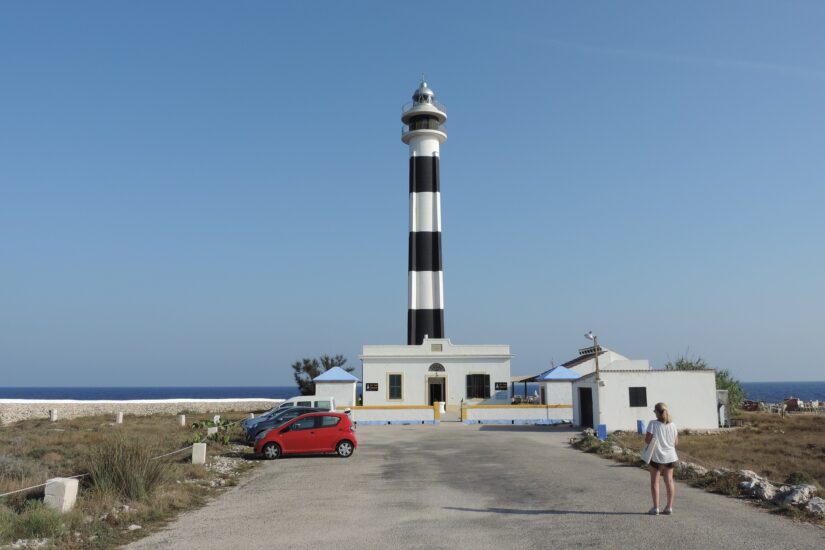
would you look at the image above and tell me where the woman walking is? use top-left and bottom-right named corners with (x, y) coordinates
top-left (646, 402), bottom-right (678, 515)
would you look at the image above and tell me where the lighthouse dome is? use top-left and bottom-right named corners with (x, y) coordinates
top-left (412, 81), bottom-right (435, 103)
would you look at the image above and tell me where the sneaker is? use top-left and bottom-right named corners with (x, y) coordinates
top-left (662, 508), bottom-right (673, 515)
top-left (648, 507), bottom-right (659, 516)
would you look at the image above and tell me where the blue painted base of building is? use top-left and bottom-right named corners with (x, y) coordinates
top-left (355, 420), bottom-right (438, 426)
top-left (463, 419), bottom-right (571, 426)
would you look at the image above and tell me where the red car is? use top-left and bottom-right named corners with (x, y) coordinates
top-left (253, 412), bottom-right (357, 459)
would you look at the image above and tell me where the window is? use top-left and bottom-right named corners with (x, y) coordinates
top-left (315, 401), bottom-right (331, 409)
top-left (320, 416), bottom-right (340, 427)
top-left (466, 374), bottom-right (490, 399)
top-left (297, 401), bottom-right (311, 407)
top-left (291, 416), bottom-right (316, 430)
top-left (389, 374), bottom-right (402, 400)
top-left (428, 363), bottom-right (445, 371)
top-left (629, 387), bottom-right (647, 407)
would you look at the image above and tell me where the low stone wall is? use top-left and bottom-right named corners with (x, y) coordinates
top-left (350, 406), bottom-right (436, 425)
top-left (0, 399), bottom-right (283, 425)
top-left (462, 404), bottom-right (573, 424)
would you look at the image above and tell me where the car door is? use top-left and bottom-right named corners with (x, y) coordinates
top-left (255, 409), bottom-right (303, 439)
top-left (280, 415), bottom-right (319, 454)
top-left (315, 415), bottom-right (342, 451)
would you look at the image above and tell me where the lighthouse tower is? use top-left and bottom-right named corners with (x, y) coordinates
top-left (402, 80), bottom-right (448, 346)
top-left (359, 81), bottom-right (511, 409)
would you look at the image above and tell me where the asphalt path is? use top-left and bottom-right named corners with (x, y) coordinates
top-left (127, 424), bottom-right (825, 549)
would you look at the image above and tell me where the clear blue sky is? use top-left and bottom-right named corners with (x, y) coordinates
top-left (2, 2), bottom-right (823, 385)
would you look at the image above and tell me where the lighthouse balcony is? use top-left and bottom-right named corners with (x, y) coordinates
top-left (402, 120), bottom-right (447, 137)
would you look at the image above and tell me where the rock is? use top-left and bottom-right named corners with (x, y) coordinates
top-left (737, 470), bottom-right (761, 482)
top-left (805, 496), bottom-right (825, 518)
top-left (711, 468), bottom-right (729, 476)
top-left (690, 464), bottom-right (708, 477)
top-left (10, 540), bottom-right (49, 549)
top-left (610, 445), bottom-right (623, 455)
top-left (583, 428), bottom-right (596, 437)
top-left (783, 484), bottom-right (817, 506)
top-left (127, 524), bottom-right (142, 531)
top-left (739, 480), bottom-right (756, 492)
top-left (754, 481), bottom-right (777, 502)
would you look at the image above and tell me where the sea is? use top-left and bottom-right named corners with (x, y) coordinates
top-left (0, 381), bottom-right (823, 402)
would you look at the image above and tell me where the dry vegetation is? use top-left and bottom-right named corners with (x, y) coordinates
top-left (573, 412), bottom-right (825, 526)
top-left (0, 411), bottom-right (263, 548)
top-left (611, 413), bottom-right (825, 488)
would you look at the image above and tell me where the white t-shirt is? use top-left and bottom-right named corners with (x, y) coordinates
top-left (646, 420), bottom-right (678, 464)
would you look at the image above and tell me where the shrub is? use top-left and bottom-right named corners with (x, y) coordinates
top-left (0, 456), bottom-right (46, 482)
top-left (785, 471), bottom-right (816, 486)
top-left (84, 435), bottom-right (167, 501)
top-left (693, 471), bottom-right (741, 496)
top-left (0, 501), bottom-right (65, 541)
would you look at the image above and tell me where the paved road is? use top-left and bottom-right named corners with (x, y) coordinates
top-left (128, 424), bottom-right (824, 550)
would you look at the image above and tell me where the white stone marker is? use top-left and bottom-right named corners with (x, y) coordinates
top-left (207, 426), bottom-right (218, 436)
top-left (177, 414), bottom-right (186, 427)
top-left (212, 415), bottom-right (221, 424)
top-left (44, 477), bottom-right (79, 513)
top-left (115, 412), bottom-right (124, 424)
top-left (49, 409), bottom-right (58, 422)
top-left (192, 443), bottom-right (207, 465)
top-left (248, 413), bottom-right (255, 419)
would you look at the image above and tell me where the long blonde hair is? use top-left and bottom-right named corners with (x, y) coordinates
top-left (654, 402), bottom-right (672, 424)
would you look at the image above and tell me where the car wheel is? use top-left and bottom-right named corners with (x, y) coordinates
top-left (336, 440), bottom-right (354, 458)
top-left (262, 442), bottom-right (281, 460)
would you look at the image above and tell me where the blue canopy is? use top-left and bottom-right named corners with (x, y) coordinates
top-left (535, 366), bottom-right (581, 381)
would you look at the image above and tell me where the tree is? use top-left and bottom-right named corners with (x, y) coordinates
top-left (665, 354), bottom-right (744, 411)
top-left (291, 354), bottom-right (354, 395)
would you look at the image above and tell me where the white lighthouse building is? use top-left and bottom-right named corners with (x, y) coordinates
top-left (361, 81), bottom-right (512, 410)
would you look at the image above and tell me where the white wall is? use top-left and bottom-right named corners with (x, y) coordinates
top-left (540, 381), bottom-right (574, 407)
top-left (567, 353), bottom-right (650, 377)
top-left (573, 371), bottom-right (718, 431)
top-left (361, 339), bottom-right (512, 406)
top-left (313, 381), bottom-right (356, 408)
top-left (539, 382), bottom-right (575, 421)
top-left (350, 407), bottom-right (434, 424)
top-left (464, 405), bottom-right (572, 424)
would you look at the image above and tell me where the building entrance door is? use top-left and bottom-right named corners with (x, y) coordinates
top-left (428, 378), bottom-right (445, 405)
top-left (579, 387), bottom-right (594, 429)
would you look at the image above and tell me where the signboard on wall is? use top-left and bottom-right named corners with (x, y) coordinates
top-left (365, 383), bottom-right (379, 391)
top-left (494, 382), bottom-right (508, 391)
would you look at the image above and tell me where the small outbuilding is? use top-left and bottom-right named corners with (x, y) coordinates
top-left (313, 367), bottom-right (359, 408)
top-left (571, 369), bottom-right (719, 432)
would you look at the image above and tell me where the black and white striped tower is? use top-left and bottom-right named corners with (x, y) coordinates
top-left (402, 80), bottom-right (448, 346)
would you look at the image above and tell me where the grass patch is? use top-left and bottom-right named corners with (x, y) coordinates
top-left (0, 411), bottom-right (258, 548)
top-left (610, 413), bottom-right (825, 488)
top-left (0, 501), bottom-right (65, 541)
top-left (84, 435), bottom-right (167, 501)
